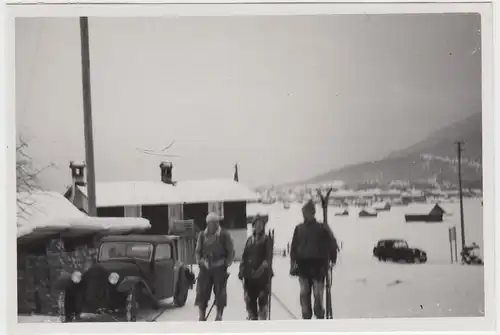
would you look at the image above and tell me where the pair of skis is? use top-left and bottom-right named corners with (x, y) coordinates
top-left (317, 188), bottom-right (335, 320)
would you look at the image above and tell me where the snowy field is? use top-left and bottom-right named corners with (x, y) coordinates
top-left (248, 198), bottom-right (484, 264)
top-left (19, 198), bottom-right (485, 322)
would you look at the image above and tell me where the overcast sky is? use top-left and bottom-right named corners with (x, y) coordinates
top-left (15, 14), bottom-right (481, 192)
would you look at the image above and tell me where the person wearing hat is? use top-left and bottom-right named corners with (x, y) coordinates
top-left (289, 199), bottom-right (339, 319)
top-left (194, 212), bottom-right (235, 321)
top-left (238, 215), bottom-right (274, 320)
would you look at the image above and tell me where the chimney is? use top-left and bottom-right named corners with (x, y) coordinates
top-left (160, 161), bottom-right (174, 184)
top-left (69, 161), bottom-right (87, 203)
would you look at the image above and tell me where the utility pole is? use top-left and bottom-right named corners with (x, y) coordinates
top-left (80, 17), bottom-right (97, 216)
top-left (455, 141), bottom-right (466, 250)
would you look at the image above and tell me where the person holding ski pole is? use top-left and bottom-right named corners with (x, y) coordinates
top-left (194, 212), bottom-right (235, 321)
top-left (238, 215), bottom-right (274, 320)
top-left (289, 200), bottom-right (338, 319)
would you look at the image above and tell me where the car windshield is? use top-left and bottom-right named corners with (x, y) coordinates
top-left (99, 242), bottom-right (153, 261)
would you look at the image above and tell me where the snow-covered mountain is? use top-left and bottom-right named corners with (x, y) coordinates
top-left (303, 112), bottom-right (482, 189)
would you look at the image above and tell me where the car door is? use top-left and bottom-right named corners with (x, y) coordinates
top-left (394, 241), bottom-right (406, 261)
top-left (153, 243), bottom-right (175, 300)
top-left (385, 241), bottom-right (395, 259)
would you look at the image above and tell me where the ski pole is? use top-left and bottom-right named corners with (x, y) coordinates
top-left (268, 229), bottom-right (275, 320)
top-left (204, 300), bottom-right (216, 321)
top-left (204, 271), bottom-right (230, 320)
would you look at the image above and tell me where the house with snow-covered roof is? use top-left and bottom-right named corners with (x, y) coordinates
top-left (64, 161), bottom-right (260, 259)
top-left (17, 191), bottom-right (151, 252)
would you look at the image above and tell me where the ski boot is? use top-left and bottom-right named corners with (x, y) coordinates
top-left (258, 306), bottom-right (268, 320)
top-left (198, 307), bottom-right (206, 321)
top-left (215, 308), bottom-right (224, 321)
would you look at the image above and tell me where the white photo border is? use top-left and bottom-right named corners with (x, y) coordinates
top-left (1, 1), bottom-right (496, 335)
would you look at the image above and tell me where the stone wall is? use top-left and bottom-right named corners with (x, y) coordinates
top-left (17, 237), bottom-right (98, 316)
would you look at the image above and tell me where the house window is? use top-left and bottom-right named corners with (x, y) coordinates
top-left (208, 202), bottom-right (224, 217)
top-left (155, 244), bottom-right (173, 261)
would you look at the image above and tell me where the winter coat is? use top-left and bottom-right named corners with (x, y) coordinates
top-left (195, 227), bottom-right (235, 269)
top-left (290, 219), bottom-right (338, 266)
top-left (239, 232), bottom-right (274, 282)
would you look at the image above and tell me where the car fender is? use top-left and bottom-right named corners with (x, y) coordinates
top-left (54, 272), bottom-right (78, 291)
top-left (412, 248), bottom-right (423, 256)
top-left (116, 276), bottom-right (151, 294)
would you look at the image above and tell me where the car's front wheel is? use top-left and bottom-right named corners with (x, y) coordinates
top-left (58, 290), bottom-right (78, 323)
top-left (174, 276), bottom-right (189, 307)
top-left (124, 288), bottom-right (139, 322)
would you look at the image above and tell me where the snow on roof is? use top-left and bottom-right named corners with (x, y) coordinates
top-left (175, 179), bottom-right (261, 204)
top-left (76, 179), bottom-right (259, 207)
top-left (373, 201), bottom-right (391, 209)
top-left (17, 191), bottom-right (151, 241)
top-left (77, 181), bottom-right (181, 207)
top-left (17, 191), bottom-right (87, 238)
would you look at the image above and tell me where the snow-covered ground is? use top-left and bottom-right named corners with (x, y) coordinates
top-left (248, 198), bottom-right (484, 264)
top-left (19, 198), bottom-right (484, 322)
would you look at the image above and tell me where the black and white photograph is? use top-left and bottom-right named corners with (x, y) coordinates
top-left (7, 4), bottom-right (495, 332)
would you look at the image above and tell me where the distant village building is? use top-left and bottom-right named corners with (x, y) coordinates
top-left (359, 209), bottom-right (378, 218)
top-left (405, 203), bottom-right (446, 223)
top-left (64, 161), bottom-right (259, 259)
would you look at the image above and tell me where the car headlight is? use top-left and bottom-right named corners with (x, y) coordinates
top-left (71, 271), bottom-right (82, 283)
top-left (108, 272), bottom-right (120, 285)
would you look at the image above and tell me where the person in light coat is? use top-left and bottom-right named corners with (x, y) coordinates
top-left (194, 212), bottom-right (235, 321)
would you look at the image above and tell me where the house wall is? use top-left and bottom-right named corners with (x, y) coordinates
top-left (17, 238), bottom-right (98, 315)
top-left (227, 229), bottom-right (247, 261)
top-left (142, 204), bottom-right (170, 234)
top-left (124, 205), bottom-right (142, 217)
top-left (97, 206), bottom-right (125, 217)
top-left (223, 201), bottom-right (248, 260)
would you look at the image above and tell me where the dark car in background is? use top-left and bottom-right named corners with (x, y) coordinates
top-left (373, 239), bottom-right (427, 264)
top-left (56, 235), bottom-right (195, 322)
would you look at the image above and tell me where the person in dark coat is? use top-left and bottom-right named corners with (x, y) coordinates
top-left (195, 212), bottom-right (235, 321)
top-left (290, 200), bottom-right (339, 319)
top-left (238, 215), bottom-right (274, 320)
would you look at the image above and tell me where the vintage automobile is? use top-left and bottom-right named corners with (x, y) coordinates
top-left (372, 239), bottom-right (427, 264)
top-left (56, 235), bottom-right (196, 322)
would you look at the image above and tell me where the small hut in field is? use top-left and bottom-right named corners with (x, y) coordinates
top-left (359, 208), bottom-right (378, 218)
top-left (373, 201), bottom-right (391, 212)
top-left (405, 203), bottom-right (446, 223)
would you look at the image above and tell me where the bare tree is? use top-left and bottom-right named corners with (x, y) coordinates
top-left (16, 135), bottom-right (55, 219)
